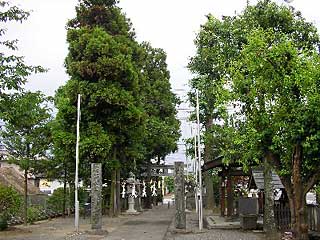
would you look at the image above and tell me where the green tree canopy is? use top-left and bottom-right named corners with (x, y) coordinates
top-left (139, 42), bottom-right (180, 165)
top-left (1, 91), bottom-right (52, 225)
top-left (189, 1), bottom-right (320, 237)
top-left (0, 1), bottom-right (46, 116)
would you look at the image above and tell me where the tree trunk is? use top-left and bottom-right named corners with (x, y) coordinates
top-left (63, 167), bottom-right (67, 217)
top-left (116, 168), bottom-right (121, 216)
top-left (226, 174), bottom-right (233, 217)
top-left (291, 144), bottom-right (308, 240)
top-left (24, 169), bottom-right (28, 225)
top-left (263, 156), bottom-right (277, 239)
top-left (145, 164), bottom-right (152, 209)
top-left (110, 169), bottom-right (116, 217)
top-left (204, 118), bottom-right (214, 211)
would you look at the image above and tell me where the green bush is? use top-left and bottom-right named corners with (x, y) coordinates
top-left (47, 188), bottom-right (68, 214)
top-left (47, 187), bottom-right (89, 214)
top-left (0, 216), bottom-right (8, 231)
top-left (27, 206), bottom-right (42, 224)
top-left (164, 177), bottom-right (174, 193)
top-left (0, 184), bottom-right (21, 230)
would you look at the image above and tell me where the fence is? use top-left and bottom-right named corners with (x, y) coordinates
top-left (306, 204), bottom-right (320, 232)
top-left (274, 203), bottom-right (320, 232)
top-left (274, 202), bottom-right (291, 230)
top-left (28, 194), bottom-right (48, 208)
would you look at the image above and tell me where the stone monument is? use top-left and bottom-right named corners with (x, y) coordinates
top-left (174, 161), bottom-right (186, 229)
top-left (126, 172), bottom-right (138, 214)
top-left (91, 163), bottom-right (102, 231)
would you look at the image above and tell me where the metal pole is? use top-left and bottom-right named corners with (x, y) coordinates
top-left (196, 89), bottom-right (203, 230)
top-left (75, 94), bottom-right (81, 231)
top-left (185, 144), bottom-right (189, 179)
top-left (193, 125), bottom-right (198, 214)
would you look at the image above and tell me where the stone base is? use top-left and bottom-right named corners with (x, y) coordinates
top-left (240, 214), bottom-right (258, 230)
top-left (121, 211), bottom-right (141, 216)
top-left (85, 229), bottom-right (108, 236)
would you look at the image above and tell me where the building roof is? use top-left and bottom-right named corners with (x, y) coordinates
top-left (251, 169), bottom-right (284, 190)
top-left (0, 166), bottom-right (41, 194)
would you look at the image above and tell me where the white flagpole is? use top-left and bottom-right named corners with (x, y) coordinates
top-left (75, 94), bottom-right (81, 231)
top-left (192, 125), bottom-right (198, 214)
top-left (196, 89), bottom-right (203, 230)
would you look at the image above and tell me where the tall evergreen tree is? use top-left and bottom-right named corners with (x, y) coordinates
top-left (139, 42), bottom-right (180, 164)
top-left (138, 43), bottom-right (180, 207)
top-left (54, 0), bottom-right (181, 214)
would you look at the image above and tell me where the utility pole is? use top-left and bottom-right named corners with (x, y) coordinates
top-left (196, 89), bottom-right (203, 230)
top-left (75, 94), bottom-right (81, 232)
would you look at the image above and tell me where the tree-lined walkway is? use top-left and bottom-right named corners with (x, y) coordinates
top-left (0, 205), bottom-right (174, 240)
top-left (164, 210), bottom-right (265, 240)
top-left (0, 204), bottom-right (268, 240)
top-left (106, 205), bottom-right (174, 240)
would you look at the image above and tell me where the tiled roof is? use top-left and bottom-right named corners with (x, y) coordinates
top-left (251, 170), bottom-right (284, 190)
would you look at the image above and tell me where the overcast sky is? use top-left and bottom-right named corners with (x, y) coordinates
top-left (6, 0), bottom-right (320, 163)
top-left (7, 0), bottom-right (320, 98)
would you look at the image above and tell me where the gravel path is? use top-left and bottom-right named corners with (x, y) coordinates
top-left (165, 229), bottom-right (265, 240)
top-left (0, 205), bottom-right (266, 240)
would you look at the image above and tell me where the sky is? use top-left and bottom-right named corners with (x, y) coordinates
top-left (6, 0), bottom-right (320, 164)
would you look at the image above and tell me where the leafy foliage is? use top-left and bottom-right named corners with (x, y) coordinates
top-left (164, 176), bottom-right (174, 193)
top-left (0, 1), bottom-right (46, 116)
top-left (54, 0), bottom-right (180, 186)
top-left (0, 184), bottom-right (21, 230)
top-left (138, 43), bottom-right (180, 166)
top-left (1, 92), bottom-right (52, 172)
top-left (190, 0), bottom-right (320, 238)
top-left (1, 91), bottom-right (52, 225)
top-left (0, 184), bottom-right (21, 218)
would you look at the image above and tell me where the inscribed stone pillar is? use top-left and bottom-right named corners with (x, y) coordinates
top-left (174, 161), bottom-right (186, 229)
top-left (91, 163), bottom-right (102, 230)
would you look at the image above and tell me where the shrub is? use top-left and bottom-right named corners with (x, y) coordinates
top-left (47, 188), bottom-right (67, 214)
top-left (164, 177), bottom-right (174, 193)
top-left (27, 206), bottom-right (42, 224)
top-left (47, 187), bottom-right (88, 214)
top-left (0, 184), bottom-right (21, 230)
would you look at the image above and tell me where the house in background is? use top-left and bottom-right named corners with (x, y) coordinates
top-left (248, 169), bottom-right (287, 214)
top-left (0, 119), bottom-right (8, 166)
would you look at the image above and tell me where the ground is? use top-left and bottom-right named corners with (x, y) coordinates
top-left (0, 205), bottom-right (265, 240)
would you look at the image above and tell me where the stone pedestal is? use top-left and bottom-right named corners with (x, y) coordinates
top-left (135, 179), bottom-right (143, 212)
top-left (174, 161), bottom-right (186, 229)
top-left (127, 197), bottom-right (137, 213)
top-left (240, 214), bottom-right (258, 230)
top-left (126, 173), bottom-right (138, 214)
top-left (238, 197), bottom-right (259, 215)
top-left (91, 163), bottom-right (102, 230)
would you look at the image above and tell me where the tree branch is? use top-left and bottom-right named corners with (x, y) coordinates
top-left (304, 172), bottom-right (320, 196)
